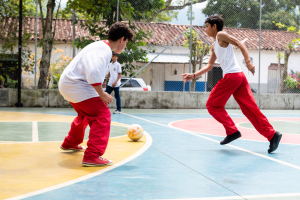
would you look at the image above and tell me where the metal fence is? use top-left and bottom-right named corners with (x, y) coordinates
top-left (1, 0), bottom-right (300, 94)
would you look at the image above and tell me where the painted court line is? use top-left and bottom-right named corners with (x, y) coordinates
top-left (32, 121), bottom-right (38, 142)
top-left (5, 131), bottom-right (152, 200)
top-left (228, 113), bottom-right (245, 117)
top-left (236, 121), bottom-right (300, 136)
top-left (168, 121), bottom-right (300, 145)
top-left (0, 135), bottom-right (127, 145)
top-left (161, 192), bottom-right (300, 200)
top-left (122, 113), bottom-right (300, 171)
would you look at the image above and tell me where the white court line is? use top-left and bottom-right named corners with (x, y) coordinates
top-left (32, 121), bottom-right (38, 142)
top-left (5, 131), bottom-right (152, 200)
top-left (167, 121), bottom-right (300, 146)
top-left (236, 120), bottom-right (300, 135)
top-left (227, 113), bottom-right (245, 117)
top-left (0, 135), bottom-right (127, 145)
top-left (0, 122), bottom-right (127, 144)
top-left (160, 192), bottom-right (300, 200)
top-left (281, 120), bottom-right (300, 124)
top-left (122, 113), bottom-right (300, 171)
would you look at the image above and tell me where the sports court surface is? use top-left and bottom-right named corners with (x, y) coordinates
top-left (1, 107), bottom-right (300, 200)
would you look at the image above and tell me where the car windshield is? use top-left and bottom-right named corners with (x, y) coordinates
top-left (121, 79), bottom-right (142, 87)
top-left (121, 79), bottom-right (131, 87)
top-left (130, 80), bottom-right (141, 87)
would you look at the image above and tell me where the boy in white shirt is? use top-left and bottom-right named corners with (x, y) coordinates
top-left (182, 15), bottom-right (282, 153)
top-left (59, 22), bottom-right (134, 166)
top-left (103, 52), bottom-right (122, 114)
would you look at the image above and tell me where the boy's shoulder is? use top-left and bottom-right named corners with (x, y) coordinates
top-left (217, 31), bottom-right (228, 38)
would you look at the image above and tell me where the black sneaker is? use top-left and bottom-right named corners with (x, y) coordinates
top-left (220, 131), bottom-right (241, 145)
top-left (268, 131), bottom-right (282, 153)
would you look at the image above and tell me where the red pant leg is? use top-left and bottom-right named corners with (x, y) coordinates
top-left (71, 97), bottom-right (111, 158)
top-left (233, 73), bottom-right (275, 141)
top-left (63, 102), bottom-right (88, 147)
top-left (206, 73), bottom-right (242, 135)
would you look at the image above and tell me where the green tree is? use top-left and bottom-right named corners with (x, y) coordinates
top-left (37, 0), bottom-right (62, 88)
top-left (184, 29), bottom-right (209, 91)
top-left (202, 0), bottom-right (300, 29)
top-left (63, 0), bottom-right (162, 77)
top-left (0, 0), bottom-right (35, 87)
top-left (273, 22), bottom-right (300, 93)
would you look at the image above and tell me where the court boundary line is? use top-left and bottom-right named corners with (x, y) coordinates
top-left (168, 118), bottom-right (300, 146)
top-left (0, 135), bottom-right (127, 145)
top-left (122, 113), bottom-right (300, 171)
top-left (236, 121), bottom-right (300, 135)
top-left (32, 121), bottom-right (38, 142)
top-left (5, 131), bottom-right (152, 200)
top-left (159, 192), bottom-right (300, 200)
top-left (0, 122), bottom-right (128, 144)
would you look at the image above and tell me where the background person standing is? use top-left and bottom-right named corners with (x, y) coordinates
top-left (103, 52), bottom-right (122, 114)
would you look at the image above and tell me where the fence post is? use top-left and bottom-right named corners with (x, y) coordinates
top-left (258, 0), bottom-right (262, 108)
top-left (16, 0), bottom-right (23, 107)
top-left (189, 0), bottom-right (193, 92)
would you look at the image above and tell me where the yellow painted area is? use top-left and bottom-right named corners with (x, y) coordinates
top-left (0, 135), bottom-right (146, 200)
top-left (0, 111), bottom-right (146, 200)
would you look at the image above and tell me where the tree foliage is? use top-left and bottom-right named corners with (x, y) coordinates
top-left (273, 21), bottom-right (300, 93)
top-left (0, 0), bottom-right (36, 87)
top-left (183, 29), bottom-right (209, 91)
top-left (202, 0), bottom-right (300, 29)
top-left (63, 0), bottom-right (165, 77)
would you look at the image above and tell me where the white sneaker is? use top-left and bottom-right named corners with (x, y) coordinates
top-left (113, 110), bottom-right (121, 114)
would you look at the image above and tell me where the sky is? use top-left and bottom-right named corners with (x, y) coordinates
top-left (59, 0), bottom-right (208, 26)
top-left (170, 1), bottom-right (208, 26)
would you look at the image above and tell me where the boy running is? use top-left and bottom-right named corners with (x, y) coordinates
top-left (59, 22), bottom-right (134, 166)
top-left (181, 15), bottom-right (282, 153)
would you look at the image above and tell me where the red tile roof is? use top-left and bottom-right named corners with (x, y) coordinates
top-left (20, 17), bottom-right (300, 51)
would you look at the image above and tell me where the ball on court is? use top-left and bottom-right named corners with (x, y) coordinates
top-left (127, 124), bottom-right (144, 141)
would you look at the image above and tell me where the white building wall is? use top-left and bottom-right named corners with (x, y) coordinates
top-left (11, 42), bottom-right (299, 90)
top-left (234, 49), bottom-right (300, 92)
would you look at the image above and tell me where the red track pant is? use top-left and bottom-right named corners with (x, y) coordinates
top-left (206, 72), bottom-right (275, 141)
top-left (62, 97), bottom-right (111, 158)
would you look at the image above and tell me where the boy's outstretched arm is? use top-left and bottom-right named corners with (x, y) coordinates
top-left (217, 32), bottom-right (255, 75)
top-left (181, 45), bottom-right (217, 83)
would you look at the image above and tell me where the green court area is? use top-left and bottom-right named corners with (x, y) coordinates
top-left (0, 122), bottom-right (32, 141)
top-left (0, 122), bottom-right (127, 142)
top-left (239, 121), bottom-right (300, 135)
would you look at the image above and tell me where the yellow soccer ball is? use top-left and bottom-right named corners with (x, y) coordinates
top-left (127, 124), bottom-right (144, 141)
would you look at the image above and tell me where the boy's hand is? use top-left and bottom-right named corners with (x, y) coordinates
top-left (103, 82), bottom-right (107, 88)
top-left (100, 92), bottom-right (113, 105)
top-left (112, 82), bottom-right (117, 88)
top-left (181, 73), bottom-right (194, 83)
top-left (246, 62), bottom-right (255, 75)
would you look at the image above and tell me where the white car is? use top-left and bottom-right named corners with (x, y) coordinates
top-left (119, 78), bottom-right (151, 91)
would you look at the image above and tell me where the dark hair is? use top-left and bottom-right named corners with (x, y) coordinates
top-left (205, 15), bottom-right (224, 31)
top-left (112, 52), bottom-right (118, 56)
top-left (108, 22), bottom-right (134, 42)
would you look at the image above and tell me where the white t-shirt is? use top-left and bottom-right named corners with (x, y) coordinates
top-left (107, 61), bottom-right (122, 87)
top-left (58, 41), bottom-right (112, 103)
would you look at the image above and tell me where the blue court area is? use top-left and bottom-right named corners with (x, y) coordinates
top-left (1, 108), bottom-right (300, 200)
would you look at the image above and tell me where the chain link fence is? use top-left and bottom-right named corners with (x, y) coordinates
top-left (3, 0), bottom-right (300, 94)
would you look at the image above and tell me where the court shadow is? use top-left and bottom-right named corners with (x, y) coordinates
top-left (127, 140), bottom-right (144, 143)
top-left (60, 151), bottom-right (82, 154)
top-left (217, 149), bottom-right (247, 156)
